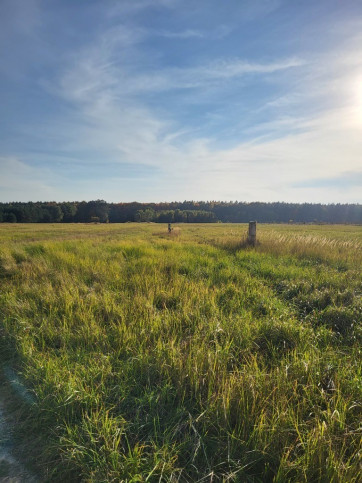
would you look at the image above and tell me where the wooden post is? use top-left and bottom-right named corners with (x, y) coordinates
top-left (168, 223), bottom-right (172, 233)
top-left (248, 221), bottom-right (257, 246)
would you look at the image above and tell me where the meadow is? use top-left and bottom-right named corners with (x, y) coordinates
top-left (0, 223), bottom-right (361, 482)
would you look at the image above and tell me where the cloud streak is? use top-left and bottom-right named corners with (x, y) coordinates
top-left (293, 171), bottom-right (362, 189)
top-left (156, 29), bottom-right (204, 39)
top-left (28, 15), bottom-right (362, 203)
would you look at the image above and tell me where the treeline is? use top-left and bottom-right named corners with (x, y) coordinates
top-left (0, 201), bottom-right (361, 224)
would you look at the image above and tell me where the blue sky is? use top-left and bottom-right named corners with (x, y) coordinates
top-left (1, 0), bottom-right (362, 203)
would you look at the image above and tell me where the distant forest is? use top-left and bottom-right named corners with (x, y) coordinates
top-left (0, 201), bottom-right (361, 224)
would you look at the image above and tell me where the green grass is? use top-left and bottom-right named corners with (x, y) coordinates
top-left (0, 223), bottom-right (361, 481)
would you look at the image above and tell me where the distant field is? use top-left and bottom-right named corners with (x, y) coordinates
top-left (0, 223), bottom-right (361, 481)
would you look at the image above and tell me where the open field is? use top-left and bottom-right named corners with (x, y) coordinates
top-left (0, 223), bottom-right (361, 481)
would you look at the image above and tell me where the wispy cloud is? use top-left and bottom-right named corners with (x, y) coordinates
top-left (1, 0), bottom-right (362, 203)
top-left (33, 11), bottom-right (362, 203)
top-left (106, 0), bottom-right (180, 17)
top-left (156, 29), bottom-right (204, 39)
top-left (293, 171), bottom-right (362, 189)
top-left (41, 21), bottom-right (305, 170)
top-left (0, 157), bottom-right (58, 201)
top-left (58, 51), bottom-right (304, 100)
top-left (128, 57), bottom-right (304, 92)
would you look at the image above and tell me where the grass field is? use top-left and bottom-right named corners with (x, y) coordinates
top-left (0, 223), bottom-right (361, 482)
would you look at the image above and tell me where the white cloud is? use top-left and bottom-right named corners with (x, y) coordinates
top-left (0, 158), bottom-right (59, 201)
top-left (42, 26), bottom-right (303, 173)
top-left (2, 2), bottom-right (362, 203)
top-left (33, 18), bottom-right (362, 203)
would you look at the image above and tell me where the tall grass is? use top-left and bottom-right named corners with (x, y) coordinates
top-left (0, 223), bottom-right (361, 481)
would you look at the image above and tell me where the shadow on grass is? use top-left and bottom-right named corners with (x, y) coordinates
top-left (0, 326), bottom-right (80, 482)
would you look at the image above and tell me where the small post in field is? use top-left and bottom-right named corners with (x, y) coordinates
top-left (248, 221), bottom-right (257, 246)
top-left (168, 223), bottom-right (172, 234)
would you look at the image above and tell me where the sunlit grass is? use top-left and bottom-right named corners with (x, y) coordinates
top-left (0, 223), bottom-right (361, 481)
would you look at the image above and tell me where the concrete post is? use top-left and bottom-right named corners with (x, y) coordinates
top-left (248, 221), bottom-right (257, 246)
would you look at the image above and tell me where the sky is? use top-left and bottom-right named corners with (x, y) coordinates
top-left (1, 0), bottom-right (362, 203)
